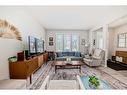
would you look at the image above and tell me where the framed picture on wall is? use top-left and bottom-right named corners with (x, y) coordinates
top-left (49, 41), bottom-right (53, 46)
top-left (93, 39), bottom-right (96, 45)
top-left (49, 37), bottom-right (53, 41)
top-left (81, 39), bottom-right (85, 45)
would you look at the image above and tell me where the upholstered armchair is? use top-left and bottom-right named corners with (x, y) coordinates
top-left (83, 48), bottom-right (105, 66)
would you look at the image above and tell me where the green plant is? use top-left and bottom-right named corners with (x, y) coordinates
top-left (8, 56), bottom-right (17, 62)
top-left (89, 76), bottom-right (100, 88)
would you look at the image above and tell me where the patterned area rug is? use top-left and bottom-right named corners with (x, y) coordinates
top-left (29, 61), bottom-right (127, 89)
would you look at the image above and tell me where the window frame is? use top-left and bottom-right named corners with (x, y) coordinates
top-left (117, 33), bottom-right (127, 48)
top-left (55, 33), bottom-right (80, 52)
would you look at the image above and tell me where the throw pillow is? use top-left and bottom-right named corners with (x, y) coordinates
top-left (116, 56), bottom-right (123, 62)
top-left (93, 49), bottom-right (102, 57)
top-left (57, 52), bottom-right (63, 57)
top-left (75, 52), bottom-right (81, 57)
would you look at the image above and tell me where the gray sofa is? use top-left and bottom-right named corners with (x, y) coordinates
top-left (55, 52), bottom-right (83, 61)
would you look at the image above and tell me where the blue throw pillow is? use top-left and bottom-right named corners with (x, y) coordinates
top-left (75, 52), bottom-right (81, 57)
top-left (62, 52), bottom-right (68, 56)
top-left (69, 52), bottom-right (75, 56)
top-left (57, 52), bottom-right (63, 57)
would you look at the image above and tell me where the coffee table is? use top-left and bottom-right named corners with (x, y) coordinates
top-left (79, 76), bottom-right (112, 89)
top-left (53, 61), bottom-right (84, 73)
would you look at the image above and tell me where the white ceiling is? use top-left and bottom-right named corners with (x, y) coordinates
top-left (24, 6), bottom-right (127, 30)
top-left (19, 6), bottom-right (127, 30)
top-left (109, 15), bottom-right (127, 28)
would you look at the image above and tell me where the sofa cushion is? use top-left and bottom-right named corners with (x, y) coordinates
top-left (93, 49), bottom-right (102, 57)
top-left (55, 57), bottom-right (66, 61)
top-left (71, 57), bottom-right (82, 61)
top-left (0, 79), bottom-right (26, 89)
top-left (62, 52), bottom-right (69, 56)
top-left (57, 52), bottom-right (63, 57)
top-left (69, 52), bottom-right (75, 56)
top-left (75, 52), bottom-right (81, 57)
top-left (92, 56), bottom-right (101, 60)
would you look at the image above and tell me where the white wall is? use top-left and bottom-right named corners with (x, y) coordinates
top-left (108, 24), bottom-right (127, 58)
top-left (0, 7), bottom-right (46, 80)
top-left (108, 28), bottom-right (115, 58)
top-left (45, 30), bottom-right (89, 53)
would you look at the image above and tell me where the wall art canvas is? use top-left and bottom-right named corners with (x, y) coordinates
top-left (0, 19), bottom-right (22, 41)
top-left (81, 39), bottom-right (85, 45)
top-left (49, 37), bottom-right (53, 41)
top-left (49, 41), bottom-right (53, 46)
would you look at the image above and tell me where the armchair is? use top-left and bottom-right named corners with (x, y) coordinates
top-left (83, 48), bottom-right (105, 66)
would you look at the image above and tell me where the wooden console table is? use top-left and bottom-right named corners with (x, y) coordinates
top-left (9, 53), bottom-right (48, 84)
top-left (9, 57), bottom-right (38, 84)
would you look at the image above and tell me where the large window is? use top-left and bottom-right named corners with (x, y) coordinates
top-left (56, 33), bottom-right (79, 52)
top-left (72, 35), bottom-right (79, 51)
top-left (118, 33), bottom-right (127, 48)
top-left (56, 34), bottom-right (63, 51)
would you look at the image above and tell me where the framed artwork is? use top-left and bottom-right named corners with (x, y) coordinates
top-left (49, 37), bottom-right (53, 41)
top-left (0, 19), bottom-right (22, 41)
top-left (81, 39), bottom-right (85, 45)
top-left (49, 41), bottom-right (53, 46)
top-left (93, 39), bottom-right (96, 45)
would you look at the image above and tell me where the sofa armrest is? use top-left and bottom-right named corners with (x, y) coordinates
top-left (54, 52), bottom-right (58, 60)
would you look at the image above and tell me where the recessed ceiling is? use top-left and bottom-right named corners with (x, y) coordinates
top-left (3, 6), bottom-right (127, 30)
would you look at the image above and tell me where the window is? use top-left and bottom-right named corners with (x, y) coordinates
top-left (118, 33), bottom-right (127, 48)
top-left (72, 35), bottom-right (79, 51)
top-left (64, 34), bottom-right (71, 51)
top-left (56, 34), bottom-right (63, 51)
top-left (56, 33), bottom-right (79, 51)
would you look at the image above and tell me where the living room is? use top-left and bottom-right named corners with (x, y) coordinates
top-left (0, 5), bottom-right (127, 91)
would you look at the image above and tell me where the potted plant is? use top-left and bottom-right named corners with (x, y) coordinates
top-left (89, 76), bottom-right (100, 89)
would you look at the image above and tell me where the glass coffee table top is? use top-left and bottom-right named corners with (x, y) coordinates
top-left (80, 76), bottom-right (112, 90)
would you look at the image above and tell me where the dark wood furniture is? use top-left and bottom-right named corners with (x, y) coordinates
top-left (116, 51), bottom-right (127, 64)
top-left (107, 51), bottom-right (127, 70)
top-left (9, 57), bottom-right (38, 84)
top-left (43, 52), bottom-right (48, 63)
top-left (48, 51), bottom-right (55, 61)
top-left (107, 59), bottom-right (127, 70)
top-left (53, 61), bottom-right (84, 73)
top-left (9, 52), bottom-right (48, 84)
top-left (38, 54), bottom-right (44, 67)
